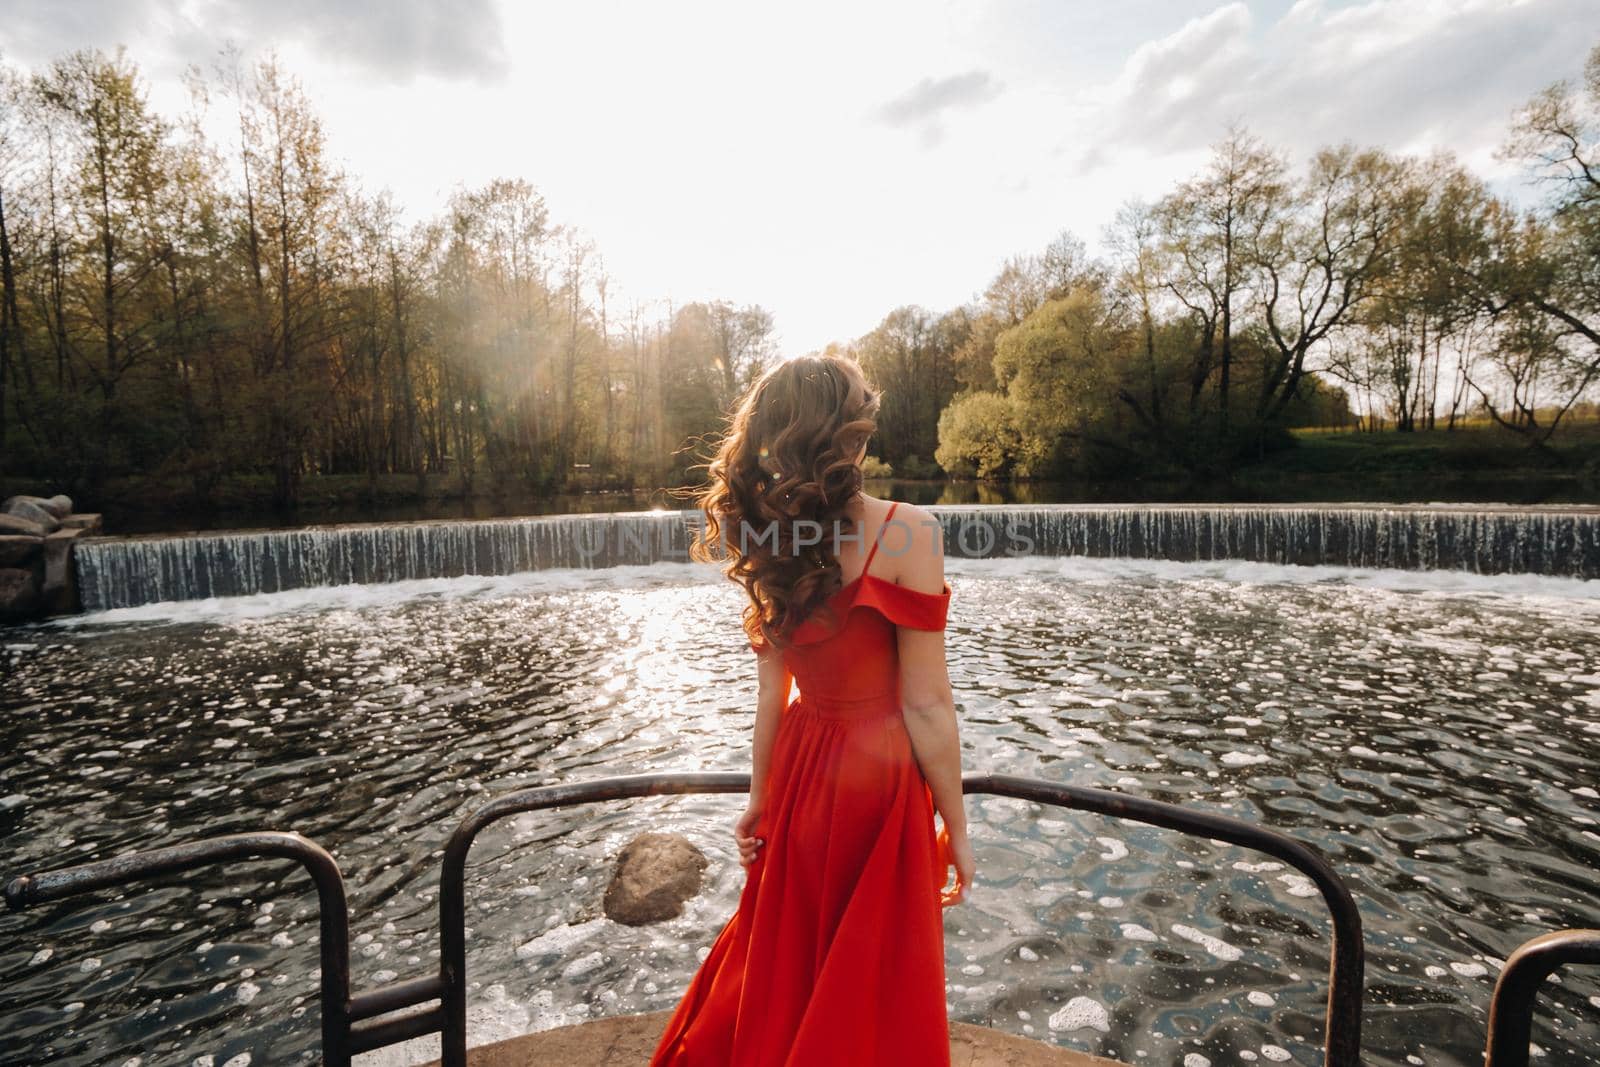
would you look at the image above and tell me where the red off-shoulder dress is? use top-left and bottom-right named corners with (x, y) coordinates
top-left (650, 501), bottom-right (955, 1066)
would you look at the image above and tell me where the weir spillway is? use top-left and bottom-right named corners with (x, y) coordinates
top-left (71, 504), bottom-right (1600, 612)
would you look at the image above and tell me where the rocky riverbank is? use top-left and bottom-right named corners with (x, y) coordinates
top-left (0, 494), bottom-right (102, 623)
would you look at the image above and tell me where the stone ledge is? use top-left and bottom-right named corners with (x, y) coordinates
top-left (419, 1010), bottom-right (1127, 1067)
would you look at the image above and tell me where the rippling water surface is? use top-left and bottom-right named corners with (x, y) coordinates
top-left (2, 558), bottom-right (1598, 1066)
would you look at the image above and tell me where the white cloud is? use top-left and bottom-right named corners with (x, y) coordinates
top-left (876, 70), bottom-right (1003, 147)
top-left (1084, 0), bottom-right (1593, 180)
top-left (0, 0), bottom-right (1590, 354)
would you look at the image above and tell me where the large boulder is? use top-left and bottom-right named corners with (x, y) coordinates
top-left (2, 498), bottom-right (59, 533)
top-left (0, 535), bottom-right (43, 567)
top-left (0, 567), bottom-right (41, 623)
top-left (602, 832), bottom-right (709, 926)
top-left (0, 513), bottom-right (49, 538)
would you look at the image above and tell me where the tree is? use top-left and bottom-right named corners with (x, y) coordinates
top-left (935, 391), bottom-right (1019, 479)
top-left (1255, 145), bottom-right (1408, 429)
top-left (33, 48), bottom-right (171, 474)
top-left (1156, 127), bottom-right (1289, 438)
top-left (1463, 41), bottom-right (1600, 442)
top-left (991, 288), bottom-right (1137, 476)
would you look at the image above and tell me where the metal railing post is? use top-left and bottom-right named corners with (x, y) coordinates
top-left (1484, 929), bottom-right (1600, 1067)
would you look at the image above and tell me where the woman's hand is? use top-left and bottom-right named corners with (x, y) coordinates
top-left (734, 804), bottom-right (765, 868)
top-left (939, 823), bottom-right (975, 907)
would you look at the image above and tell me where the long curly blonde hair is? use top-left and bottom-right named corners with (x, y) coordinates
top-left (680, 353), bottom-right (882, 651)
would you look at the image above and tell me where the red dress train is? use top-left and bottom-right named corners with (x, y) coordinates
top-left (650, 501), bottom-right (955, 1066)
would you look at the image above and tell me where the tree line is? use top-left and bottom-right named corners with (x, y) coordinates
top-left (1, 44), bottom-right (1596, 505)
top-left (0, 48), bottom-right (776, 507)
top-left (844, 45), bottom-right (1600, 481)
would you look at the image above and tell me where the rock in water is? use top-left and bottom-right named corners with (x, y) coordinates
top-left (0, 535), bottom-right (43, 567)
top-left (0, 513), bottom-right (49, 538)
top-left (0, 567), bottom-right (41, 623)
top-left (603, 832), bottom-right (709, 925)
top-left (2, 498), bottom-right (59, 534)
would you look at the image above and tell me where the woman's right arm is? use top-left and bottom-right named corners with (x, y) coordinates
top-left (894, 504), bottom-right (974, 906)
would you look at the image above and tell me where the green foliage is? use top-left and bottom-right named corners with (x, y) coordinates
top-left (992, 289), bottom-right (1134, 476)
top-left (0, 49), bottom-right (777, 505)
top-left (894, 453), bottom-right (941, 479)
top-left (859, 454), bottom-right (894, 478)
top-left (4, 41), bottom-right (1600, 509)
top-left (935, 392), bottom-right (1020, 479)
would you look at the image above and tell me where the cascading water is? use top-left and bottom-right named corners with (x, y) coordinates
top-left (71, 504), bottom-right (1600, 612)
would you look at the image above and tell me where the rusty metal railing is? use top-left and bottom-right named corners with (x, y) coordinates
top-left (3, 833), bottom-right (351, 1058)
top-left (6, 772), bottom-right (1373, 1065)
top-left (1484, 929), bottom-right (1600, 1067)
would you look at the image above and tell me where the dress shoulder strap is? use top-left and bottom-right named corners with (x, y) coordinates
top-left (862, 501), bottom-right (899, 576)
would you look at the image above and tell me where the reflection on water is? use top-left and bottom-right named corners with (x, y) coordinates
top-left (105, 470), bottom-right (1597, 536)
top-left (1, 559), bottom-right (1597, 1066)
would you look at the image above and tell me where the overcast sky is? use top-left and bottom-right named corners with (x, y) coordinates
top-left (3, 0), bottom-right (1595, 354)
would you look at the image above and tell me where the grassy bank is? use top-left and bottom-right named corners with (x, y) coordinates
top-left (6, 422), bottom-right (1597, 535)
top-left (1228, 421), bottom-right (1600, 503)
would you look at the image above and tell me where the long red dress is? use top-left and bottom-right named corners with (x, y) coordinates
top-left (650, 501), bottom-right (955, 1066)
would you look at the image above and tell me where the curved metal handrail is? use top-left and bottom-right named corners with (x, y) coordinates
top-left (3, 832), bottom-right (352, 1062)
top-left (1, 772), bottom-right (1368, 1066)
top-left (1484, 929), bottom-right (1600, 1067)
top-left (437, 771), bottom-right (1365, 1067)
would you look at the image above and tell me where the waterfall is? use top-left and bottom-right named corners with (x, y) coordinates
top-left (926, 504), bottom-right (1600, 576)
top-left (72, 504), bottom-right (1600, 612)
top-left (73, 512), bottom-right (702, 612)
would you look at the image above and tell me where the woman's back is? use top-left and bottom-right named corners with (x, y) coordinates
top-left (757, 498), bottom-right (951, 721)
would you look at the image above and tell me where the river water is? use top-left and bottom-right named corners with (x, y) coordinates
top-left (1, 557), bottom-right (1597, 1066)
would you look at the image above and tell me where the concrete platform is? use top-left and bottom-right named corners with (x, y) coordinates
top-left (430, 1010), bottom-right (1128, 1066)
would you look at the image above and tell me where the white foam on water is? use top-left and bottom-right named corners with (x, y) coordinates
top-left (1450, 961), bottom-right (1488, 978)
top-left (1120, 923), bottom-right (1159, 942)
top-left (1047, 995), bottom-right (1110, 1033)
top-left (1006, 554), bottom-right (1600, 604)
top-left (1096, 836), bottom-right (1129, 861)
top-left (1184, 1056), bottom-right (1212, 1067)
top-left (1278, 873), bottom-right (1319, 899)
top-left (1172, 924), bottom-right (1244, 961)
top-left (60, 562), bottom-right (724, 627)
top-left (1221, 751), bottom-right (1271, 767)
top-left (515, 918), bottom-right (608, 961)
top-left (561, 951), bottom-right (604, 980)
top-left (1247, 991), bottom-right (1276, 1007)
top-left (1261, 1046), bottom-right (1292, 1062)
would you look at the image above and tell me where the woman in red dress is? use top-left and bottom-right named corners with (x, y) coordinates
top-left (652, 353), bottom-right (975, 1066)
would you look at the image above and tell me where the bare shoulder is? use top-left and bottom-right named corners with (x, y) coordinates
top-left (885, 502), bottom-right (944, 593)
